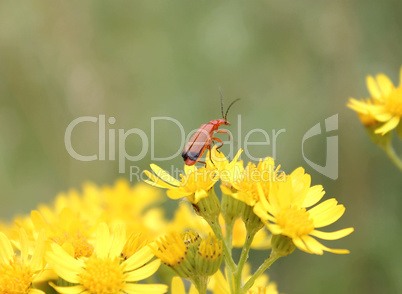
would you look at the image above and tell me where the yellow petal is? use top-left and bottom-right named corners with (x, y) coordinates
top-left (309, 201), bottom-right (346, 228)
top-left (171, 277), bottom-right (186, 294)
top-left (375, 113), bottom-right (393, 122)
top-left (150, 164), bottom-right (181, 186)
top-left (308, 198), bottom-right (338, 218)
top-left (266, 224), bottom-right (283, 235)
top-left (144, 171), bottom-right (177, 189)
top-left (189, 285), bottom-right (199, 294)
top-left (253, 203), bottom-right (270, 222)
top-left (95, 222), bottom-right (110, 259)
top-left (300, 235), bottom-right (324, 255)
top-left (110, 225), bottom-right (126, 259)
top-left (184, 164), bottom-right (197, 175)
top-left (46, 243), bottom-right (85, 283)
top-left (347, 99), bottom-right (371, 113)
top-left (28, 289), bottom-right (46, 294)
top-left (0, 232), bottom-right (13, 263)
top-left (49, 282), bottom-right (85, 294)
top-left (194, 189), bottom-right (208, 203)
top-left (124, 245), bottom-right (154, 272)
top-left (20, 228), bottom-right (29, 262)
top-left (375, 116), bottom-right (400, 135)
top-left (125, 259), bottom-right (161, 282)
top-left (220, 184), bottom-right (233, 196)
top-left (273, 180), bottom-right (292, 209)
top-left (167, 189), bottom-right (191, 200)
top-left (376, 73), bottom-right (394, 96)
top-left (210, 270), bottom-right (231, 294)
top-left (228, 148), bottom-right (243, 169)
top-left (369, 105), bottom-right (389, 115)
top-left (30, 229), bottom-right (46, 271)
top-left (30, 210), bottom-right (50, 232)
top-left (123, 283), bottom-right (168, 294)
top-left (302, 185), bottom-right (325, 208)
top-left (366, 76), bottom-right (381, 99)
top-left (303, 235), bottom-right (350, 254)
top-left (310, 227), bottom-right (354, 240)
top-left (256, 182), bottom-right (277, 218)
top-left (291, 236), bottom-right (310, 254)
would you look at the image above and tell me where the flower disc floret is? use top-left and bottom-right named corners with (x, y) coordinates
top-left (229, 157), bottom-right (283, 207)
top-left (0, 229), bottom-right (46, 294)
top-left (81, 256), bottom-right (124, 293)
top-left (152, 233), bottom-right (188, 267)
top-left (47, 223), bottom-right (167, 294)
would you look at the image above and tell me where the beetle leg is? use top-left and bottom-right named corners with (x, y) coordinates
top-left (206, 144), bottom-right (215, 166)
top-left (198, 160), bottom-right (207, 166)
top-left (212, 137), bottom-right (224, 152)
top-left (215, 129), bottom-right (231, 141)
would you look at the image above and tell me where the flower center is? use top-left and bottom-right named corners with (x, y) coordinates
top-left (276, 207), bottom-right (314, 238)
top-left (197, 235), bottom-right (222, 260)
top-left (53, 232), bottom-right (94, 258)
top-left (152, 233), bottom-right (187, 266)
top-left (80, 256), bottom-right (124, 294)
top-left (0, 259), bottom-right (33, 294)
top-left (385, 87), bottom-right (402, 116)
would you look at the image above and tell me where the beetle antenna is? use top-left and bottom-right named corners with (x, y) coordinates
top-left (219, 87), bottom-right (224, 118)
top-left (225, 98), bottom-right (240, 120)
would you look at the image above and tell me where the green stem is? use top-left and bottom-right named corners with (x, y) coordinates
top-left (383, 144), bottom-right (402, 171)
top-left (224, 219), bottom-right (236, 294)
top-left (234, 231), bottom-right (256, 293)
top-left (225, 218), bottom-right (235, 252)
top-left (240, 251), bottom-right (280, 294)
top-left (208, 217), bottom-right (237, 294)
top-left (192, 276), bottom-right (208, 294)
top-left (208, 217), bottom-right (237, 272)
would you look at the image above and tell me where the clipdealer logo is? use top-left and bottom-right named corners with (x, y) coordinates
top-left (64, 114), bottom-right (338, 179)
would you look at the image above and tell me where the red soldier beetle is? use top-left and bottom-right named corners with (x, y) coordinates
top-left (182, 90), bottom-right (240, 166)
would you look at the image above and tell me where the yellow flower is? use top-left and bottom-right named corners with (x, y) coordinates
top-left (206, 146), bottom-right (244, 184)
top-left (168, 202), bottom-right (271, 249)
top-left (144, 164), bottom-right (219, 204)
top-left (228, 157), bottom-right (283, 207)
top-left (151, 232), bottom-right (199, 279)
top-left (47, 223), bottom-right (167, 294)
top-left (254, 167), bottom-right (354, 255)
top-left (34, 180), bottom-right (169, 243)
top-left (171, 277), bottom-right (198, 294)
top-left (0, 228), bottom-right (46, 294)
top-left (121, 232), bottom-right (149, 260)
top-left (101, 180), bottom-right (169, 240)
top-left (44, 182), bottom-right (104, 221)
top-left (348, 66), bottom-right (402, 135)
top-left (31, 208), bottom-right (96, 259)
top-left (195, 234), bottom-right (223, 276)
top-left (151, 232), bottom-right (188, 267)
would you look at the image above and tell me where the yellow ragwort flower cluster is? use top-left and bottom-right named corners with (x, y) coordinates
top-left (348, 66), bottom-right (402, 135)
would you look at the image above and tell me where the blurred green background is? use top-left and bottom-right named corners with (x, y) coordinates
top-left (1, 1), bottom-right (402, 293)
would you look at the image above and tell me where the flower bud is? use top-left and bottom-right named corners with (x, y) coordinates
top-left (195, 234), bottom-right (223, 276)
top-left (271, 234), bottom-right (295, 257)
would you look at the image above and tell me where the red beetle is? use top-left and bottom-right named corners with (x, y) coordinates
top-left (182, 90), bottom-right (240, 165)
